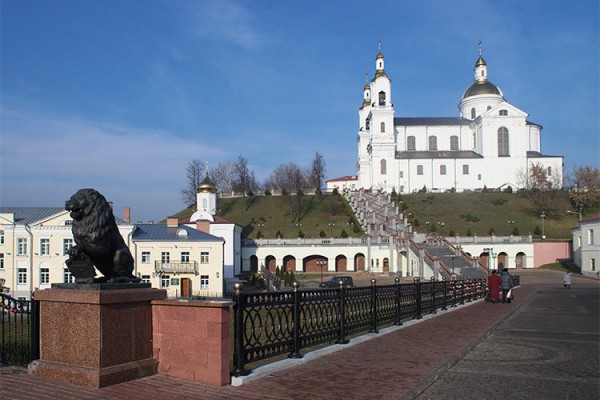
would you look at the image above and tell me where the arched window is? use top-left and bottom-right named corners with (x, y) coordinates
top-left (407, 136), bottom-right (416, 151)
top-left (499, 109), bottom-right (508, 116)
top-left (428, 136), bottom-right (437, 150)
top-left (450, 135), bottom-right (459, 150)
top-left (202, 199), bottom-right (208, 209)
top-left (380, 159), bottom-right (387, 175)
top-left (471, 108), bottom-right (476, 119)
top-left (378, 91), bottom-right (386, 106)
top-left (366, 118), bottom-right (370, 130)
top-left (380, 122), bottom-right (385, 132)
top-left (498, 127), bottom-right (509, 156)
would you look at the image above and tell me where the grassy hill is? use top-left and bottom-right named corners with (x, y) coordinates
top-left (173, 191), bottom-right (597, 241)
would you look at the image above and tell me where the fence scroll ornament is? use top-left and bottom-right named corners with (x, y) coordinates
top-left (65, 188), bottom-right (141, 284)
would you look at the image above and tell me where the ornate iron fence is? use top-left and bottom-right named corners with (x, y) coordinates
top-left (232, 277), bottom-right (487, 376)
top-left (0, 293), bottom-right (39, 366)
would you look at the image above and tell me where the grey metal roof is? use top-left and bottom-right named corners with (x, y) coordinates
top-left (526, 120), bottom-right (542, 128)
top-left (396, 150), bottom-right (484, 160)
top-left (526, 151), bottom-right (563, 158)
top-left (132, 224), bottom-right (224, 242)
top-left (0, 207), bottom-right (65, 224)
top-left (394, 117), bottom-right (472, 126)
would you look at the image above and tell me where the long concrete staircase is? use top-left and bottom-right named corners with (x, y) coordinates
top-left (344, 189), bottom-right (487, 279)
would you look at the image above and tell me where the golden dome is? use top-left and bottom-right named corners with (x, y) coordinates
top-left (462, 80), bottom-right (503, 99)
top-left (197, 174), bottom-right (217, 193)
top-left (475, 56), bottom-right (486, 67)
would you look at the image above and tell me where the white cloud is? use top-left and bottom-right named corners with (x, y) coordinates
top-left (0, 106), bottom-right (225, 220)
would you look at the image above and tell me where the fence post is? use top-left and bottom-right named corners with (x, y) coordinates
top-left (232, 283), bottom-right (251, 377)
top-left (451, 278), bottom-right (457, 307)
top-left (430, 276), bottom-right (437, 314)
top-left (441, 277), bottom-right (448, 311)
top-left (459, 278), bottom-right (465, 305)
top-left (369, 278), bottom-right (379, 333)
top-left (289, 281), bottom-right (303, 358)
top-left (394, 277), bottom-right (402, 326)
top-left (30, 298), bottom-right (40, 361)
top-left (414, 277), bottom-right (422, 320)
top-left (336, 280), bottom-right (349, 344)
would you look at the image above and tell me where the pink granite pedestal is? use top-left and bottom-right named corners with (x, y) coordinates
top-left (29, 287), bottom-right (166, 388)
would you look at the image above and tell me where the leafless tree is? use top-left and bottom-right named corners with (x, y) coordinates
top-left (180, 159), bottom-right (204, 207)
top-left (516, 162), bottom-right (562, 215)
top-left (568, 165), bottom-right (600, 211)
top-left (309, 152), bottom-right (326, 191)
top-left (210, 161), bottom-right (236, 194)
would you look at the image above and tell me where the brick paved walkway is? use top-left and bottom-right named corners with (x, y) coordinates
top-left (1, 282), bottom-right (540, 400)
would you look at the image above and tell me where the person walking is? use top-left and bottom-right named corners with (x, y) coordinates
top-left (487, 270), bottom-right (501, 303)
top-left (500, 267), bottom-right (514, 303)
top-left (563, 272), bottom-right (572, 289)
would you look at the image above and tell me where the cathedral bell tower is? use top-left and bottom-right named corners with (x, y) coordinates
top-left (190, 163), bottom-right (217, 222)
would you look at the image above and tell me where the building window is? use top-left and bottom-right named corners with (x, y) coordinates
top-left (40, 239), bottom-right (50, 256)
top-left (380, 122), bottom-right (385, 133)
top-left (499, 109), bottom-right (508, 116)
top-left (399, 171), bottom-right (404, 178)
top-left (161, 252), bottom-right (170, 265)
top-left (450, 136), bottom-right (459, 150)
top-left (200, 275), bottom-right (209, 289)
top-left (498, 127), bottom-right (510, 156)
top-left (181, 252), bottom-right (190, 263)
top-left (428, 136), bottom-right (437, 150)
top-left (18, 268), bottom-right (27, 284)
top-left (471, 108), bottom-right (476, 119)
top-left (17, 238), bottom-right (27, 256)
top-left (64, 267), bottom-right (74, 283)
top-left (463, 164), bottom-right (470, 175)
top-left (40, 268), bottom-right (50, 285)
top-left (478, 174), bottom-right (482, 180)
top-left (588, 229), bottom-right (595, 245)
top-left (0, 230), bottom-right (4, 244)
top-left (378, 91), bottom-right (385, 106)
top-left (0, 253), bottom-right (4, 269)
top-left (141, 252), bottom-right (150, 263)
top-left (63, 239), bottom-right (74, 256)
top-left (141, 275), bottom-right (151, 284)
top-left (407, 136), bottom-right (416, 151)
top-left (547, 167), bottom-right (552, 176)
top-left (201, 252), bottom-right (209, 264)
top-left (380, 159), bottom-right (387, 175)
top-left (366, 118), bottom-right (370, 130)
top-left (64, 220), bottom-right (73, 226)
top-left (417, 165), bottom-right (424, 175)
top-left (161, 275), bottom-right (171, 288)
top-left (591, 259), bottom-right (596, 272)
top-left (440, 165), bottom-right (447, 175)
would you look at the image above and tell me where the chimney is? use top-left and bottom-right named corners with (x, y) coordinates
top-left (124, 207), bottom-right (131, 223)
top-left (195, 220), bottom-right (211, 233)
top-left (166, 217), bottom-right (179, 228)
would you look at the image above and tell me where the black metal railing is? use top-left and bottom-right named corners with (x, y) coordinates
top-left (232, 277), bottom-right (487, 376)
top-left (0, 293), bottom-right (39, 366)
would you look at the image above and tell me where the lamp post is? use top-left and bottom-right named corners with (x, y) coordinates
top-left (425, 221), bottom-right (430, 233)
top-left (328, 222), bottom-right (335, 237)
top-left (437, 221), bottom-right (445, 237)
top-left (566, 207), bottom-right (582, 221)
top-left (316, 259), bottom-right (326, 282)
top-left (507, 220), bottom-right (515, 235)
top-left (483, 247), bottom-right (496, 275)
top-left (540, 212), bottom-right (546, 240)
top-left (450, 254), bottom-right (456, 275)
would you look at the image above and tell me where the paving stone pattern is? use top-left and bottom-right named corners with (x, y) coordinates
top-left (1, 271), bottom-right (598, 400)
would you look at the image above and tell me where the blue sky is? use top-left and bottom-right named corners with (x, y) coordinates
top-left (1, 0), bottom-right (598, 222)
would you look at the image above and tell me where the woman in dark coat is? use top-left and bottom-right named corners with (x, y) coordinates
top-left (487, 270), bottom-right (501, 303)
top-left (500, 267), bottom-right (514, 303)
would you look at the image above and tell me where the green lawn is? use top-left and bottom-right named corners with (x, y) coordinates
top-left (173, 191), bottom-right (597, 241)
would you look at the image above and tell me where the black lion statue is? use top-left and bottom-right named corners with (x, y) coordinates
top-left (65, 188), bottom-right (141, 283)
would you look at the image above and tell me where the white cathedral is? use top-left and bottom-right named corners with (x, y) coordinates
top-left (356, 44), bottom-right (563, 193)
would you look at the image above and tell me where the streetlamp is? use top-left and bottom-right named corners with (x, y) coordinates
top-left (316, 259), bottom-right (326, 282)
top-left (437, 221), bottom-right (445, 237)
top-left (450, 254), bottom-right (456, 275)
top-left (507, 220), bottom-right (515, 235)
top-left (483, 247), bottom-right (496, 275)
top-left (540, 212), bottom-right (546, 240)
top-left (328, 222), bottom-right (335, 237)
top-left (566, 207), bottom-right (582, 221)
top-left (425, 221), bottom-right (430, 233)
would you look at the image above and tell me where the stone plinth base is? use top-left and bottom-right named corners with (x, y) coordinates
top-left (29, 287), bottom-right (167, 388)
